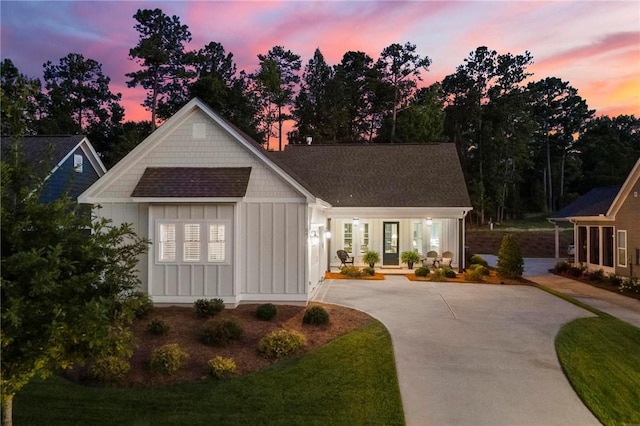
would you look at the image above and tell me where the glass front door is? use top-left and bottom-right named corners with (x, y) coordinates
top-left (383, 222), bottom-right (399, 265)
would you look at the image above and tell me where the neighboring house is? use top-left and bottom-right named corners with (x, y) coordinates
top-left (550, 157), bottom-right (640, 279)
top-left (79, 98), bottom-right (472, 306)
top-left (1, 135), bottom-right (106, 203)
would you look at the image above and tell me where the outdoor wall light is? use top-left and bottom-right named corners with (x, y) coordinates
top-left (426, 218), bottom-right (433, 225)
top-left (309, 230), bottom-right (319, 245)
top-left (324, 231), bottom-right (332, 239)
top-left (353, 217), bottom-right (360, 226)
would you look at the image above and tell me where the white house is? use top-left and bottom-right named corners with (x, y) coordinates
top-left (79, 98), bottom-right (472, 306)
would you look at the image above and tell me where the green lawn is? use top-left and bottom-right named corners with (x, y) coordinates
top-left (13, 320), bottom-right (404, 425)
top-left (556, 317), bottom-right (640, 426)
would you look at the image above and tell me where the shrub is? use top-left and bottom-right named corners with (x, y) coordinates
top-left (128, 291), bottom-right (153, 319)
top-left (340, 266), bottom-right (363, 277)
top-left (303, 305), bottom-right (330, 326)
top-left (199, 318), bottom-right (243, 346)
top-left (469, 254), bottom-right (488, 267)
top-left (147, 318), bottom-right (170, 336)
top-left (400, 250), bottom-right (421, 266)
top-left (583, 269), bottom-right (605, 282)
top-left (148, 343), bottom-right (189, 375)
top-left (553, 261), bottom-right (570, 274)
top-left (415, 266), bottom-right (430, 277)
top-left (89, 355), bottom-right (131, 383)
top-left (470, 264), bottom-right (489, 276)
top-left (256, 303), bottom-right (277, 321)
top-left (605, 273), bottom-right (623, 287)
top-left (567, 264), bottom-right (585, 278)
top-left (444, 267), bottom-right (457, 278)
top-left (497, 234), bottom-right (523, 278)
top-left (431, 268), bottom-right (446, 281)
top-left (194, 298), bottom-right (225, 318)
top-left (207, 356), bottom-right (237, 379)
top-left (620, 277), bottom-right (640, 294)
top-left (464, 268), bottom-right (483, 282)
top-left (258, 329), bottom-right (306, 359)
top-left (362, 266), bottom-right (376, 276)
top-left (361, 250), bottom-right (380, 266)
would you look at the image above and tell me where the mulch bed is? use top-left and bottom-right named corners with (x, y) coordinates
top-left (406, 270), bottom-right (528, 285)
top-left (325, 272), bottom-right (385, 280)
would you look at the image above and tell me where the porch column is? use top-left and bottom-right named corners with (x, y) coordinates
top-left (458, 217), bottom-right (464, 273)
top-left (554, 222), bottom-right (560, 260)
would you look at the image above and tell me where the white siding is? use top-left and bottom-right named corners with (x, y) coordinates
top-left (149, 204), bottom-right (234, 299)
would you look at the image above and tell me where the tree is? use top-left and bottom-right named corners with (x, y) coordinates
top-left (0, 59), bottom-right (41, 136)
top-left (255, 46), bottom-right (301, 150)
top-left (0, 143), bottom-right (149, 426)
top-left (496, 234), bottom-right (523, 278)
top-left (41, 53), bottom-right (124, 135)
top-left (376, 42), bottom-right (431, 141)
top-left (126, 8), bottom-right (192, 129)
top-left (293, 48), bottom-right (335, 143)
top-left (527, 77), bottom-right (594, 211)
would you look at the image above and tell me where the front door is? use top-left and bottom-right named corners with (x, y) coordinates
top-left (383, 222), bottom-right (399, 265)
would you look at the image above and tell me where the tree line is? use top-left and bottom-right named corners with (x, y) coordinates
top-left (1, 7), bottom-right (638, 222)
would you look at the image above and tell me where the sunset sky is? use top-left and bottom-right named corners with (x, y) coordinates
top-left (1, 0), bottom-right (639, 125)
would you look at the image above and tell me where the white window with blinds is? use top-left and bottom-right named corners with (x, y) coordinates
top-left (617, 230), bottom-right (627, 267)
top-left (208, 224), bottom-right (226, 261)
top-left (183, 224), bottom-right (201, 262)
top-left (157, 220), bottom-right (229, 264)
top-left (159, 224), bottom-right (176, 261)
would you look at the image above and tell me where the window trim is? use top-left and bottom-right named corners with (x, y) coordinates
top-left (617, 230), bottom-right (627, 268)
top-left (155, 220), bottom-right (230, 265)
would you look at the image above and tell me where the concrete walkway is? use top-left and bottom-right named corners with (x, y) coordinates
top-left (313, 276), bottom-right (600, 425)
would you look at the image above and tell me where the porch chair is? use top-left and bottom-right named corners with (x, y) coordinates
top-left (337, 250), bottom-right (354, 267)
top-left (441, 251), bottom-right (453, 268)
top-left (424, 250), bottom-right (439, 267)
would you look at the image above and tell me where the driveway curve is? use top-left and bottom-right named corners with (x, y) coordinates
top-left (314, 276), bottom-right (599, 426)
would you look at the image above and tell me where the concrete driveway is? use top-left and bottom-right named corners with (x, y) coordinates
top-left (313, 276), bottom-right (599, 426)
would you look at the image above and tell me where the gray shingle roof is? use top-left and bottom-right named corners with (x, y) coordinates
top-left (550, 186), bottom-right (621, 219)
top-left (1, 135), bottom-right (85, 173)
top-left (269, 143), bottom-right (471, 207)
top-left (131, 167), bottom-right (251, 198)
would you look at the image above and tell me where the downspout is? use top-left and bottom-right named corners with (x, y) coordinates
top-left (459, 210), bottom-right (469, 273)
top-left (327, 218), bottom-right (332, 273)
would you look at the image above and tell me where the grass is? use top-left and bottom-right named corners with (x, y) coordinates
top-left (556, 316), bottom-right (640, 425)
top-left (13, 320), bottom-right (404, 425)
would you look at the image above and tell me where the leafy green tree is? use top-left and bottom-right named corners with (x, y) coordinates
top-left (574, 115), bottom-right (640, 193)
top-left (527, 77), bottom-right (594, 211)
top-left (376, 42), bottom-right (431, 141)
top-left (255, 46), bottom-right (301, 150)
top-left (0, 59), bottom-right (41, 135)
top-left (0, 143), bottom-right (149, 426)
top-left (126, 8), bottom-right (193, 129)
top-left (41, 53), bottom-right (124, 135)
top-left (496, 234), bottom-right (523, 278)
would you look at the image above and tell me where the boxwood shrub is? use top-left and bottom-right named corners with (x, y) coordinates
top-left (194, 298), bottom-right (225, 318)
top-left (199, 318), bottom-right (243, 346)
top-left (256, 303), bottom-right (277, 321)
top-left (303, 305), bottom-right (330, 326)
top-left (148, 343), bottom-right (189, 375)
top-left (258, 329), bottom-right (306, 359)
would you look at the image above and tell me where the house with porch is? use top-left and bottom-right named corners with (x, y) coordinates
top-left (550, 157), bottom-right (640, 279)
top-left (79, 98), bottom-right (472, 306)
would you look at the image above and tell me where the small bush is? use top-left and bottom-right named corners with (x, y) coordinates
top-left (415, 266), bottom-right (430, 277)
top-left (469, 254), bottom-right (488, 267)
top-left (464, 268), bottom-right (483, 282)
top-left (194, 298), bottom-right (225, 318)
top-left (128, 291), bottom-right (154, 319)
top-left (147, 318), bottom-right (169, 336)
top-left (148, 343), bottom-right (189, 375)
top-left (340, 266), bottom-right (363, 277)
top-left (362, 266), bottom-right (376, 276)
top-left (207, 356), bottom-right (237, 379)
top-left (256, 303), bottom-right (277, 321)
top-left (199, 318), bottom-right (243, 346)
top-left (583, 269), bottom-right (605, 282)
top-left (303, 305), bottom-right (330, 326)
top-left (470, 264), bottom-right (489, 276)
top-left (605, 273), bottom-right (623, 287)
top-left (89, 355), bottom-right (131, 383)
top-left (258, 329), bottom-right (306, 359)
top-left (566, 265), bottom-right (585, 278)
top-left (443, 267), bottom-right (457, 278)
top-left (497, 234), bottom-right (523, 278)
top-left (553, 261), bottom-right (570, 274)
top-left (431, 268), bottom-right (446, 281)
top-left (620, 277), bottom-right (640, 294)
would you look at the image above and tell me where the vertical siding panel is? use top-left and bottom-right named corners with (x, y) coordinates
top-left (260, 204), bottom-right (273, 294)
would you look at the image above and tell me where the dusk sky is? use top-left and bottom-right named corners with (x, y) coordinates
top-left (1, 0), bottom-right (639, 124)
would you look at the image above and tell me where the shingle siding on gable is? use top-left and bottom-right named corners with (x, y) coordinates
top-left (615, 178), bottom-right (640, 277)
top-left (97, 110), bottom-right (303, 200)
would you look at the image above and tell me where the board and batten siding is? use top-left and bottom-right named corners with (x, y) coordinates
top-left (149, 204), bottom-right (235, 303)
top-left (236, 201), bottom-right (308, 303)
top-left (94, 202), bottom-right (150, 292)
